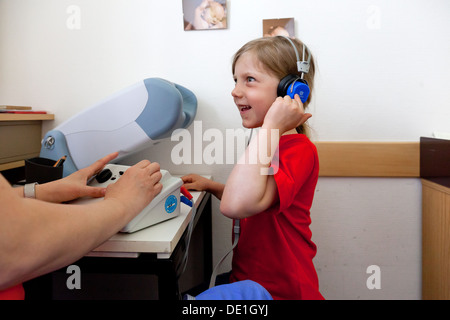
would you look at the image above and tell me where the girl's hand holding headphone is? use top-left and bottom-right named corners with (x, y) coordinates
top-left (263, 94), bottom-right (312, 134)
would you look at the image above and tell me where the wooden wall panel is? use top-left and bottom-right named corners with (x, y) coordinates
top-left (422, 179), bottom-right (450, 300)
top-left (314, 142), bottom-right (420, 177)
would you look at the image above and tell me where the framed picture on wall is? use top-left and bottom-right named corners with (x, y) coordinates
top-left (263, 18), bottom-right (295, 37)
top-left (183, 0), bottom-right (227, 31)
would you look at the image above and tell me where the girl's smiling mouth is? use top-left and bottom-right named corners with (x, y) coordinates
top-left (238, 105), bottom-right (252, 113)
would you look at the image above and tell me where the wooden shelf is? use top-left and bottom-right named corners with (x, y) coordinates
top-left (0, 160), bottom-right (25, 171)
top-left (0, 113), bottom-right (54, 121)
top-left (0, 113), bottom-right (54, 171)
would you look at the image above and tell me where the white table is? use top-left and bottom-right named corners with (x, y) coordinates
top-left (88, 189), bottom-right (208, 259)
top-left (25, 188), bottom-right (213, 300)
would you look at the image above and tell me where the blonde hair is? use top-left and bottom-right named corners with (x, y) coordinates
top-left (232, 36), bottom-right (316, 136)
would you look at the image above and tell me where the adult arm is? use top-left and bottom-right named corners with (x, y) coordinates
top-left (0, 159), bottom-right (162, 290)
top-left (14, 152), bottom-right (119, 203)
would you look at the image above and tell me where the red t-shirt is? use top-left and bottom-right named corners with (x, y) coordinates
top-left (0, 284), bottom-right (25, 300)
top-left (229, 134), bottom-right (323, 300)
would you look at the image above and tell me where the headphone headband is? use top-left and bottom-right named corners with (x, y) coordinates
top-left (276, 36), bottom-right (311, 103)
top-left (279, 36), bottom-right (311, 76)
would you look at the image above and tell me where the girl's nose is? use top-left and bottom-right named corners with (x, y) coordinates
top-left (231, 84), bottom-right (242, 98)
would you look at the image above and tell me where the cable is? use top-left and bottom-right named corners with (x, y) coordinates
top-left (209, 220), bottom-right (240, 288)
top-left (177, 190), bottom-right (196, 279)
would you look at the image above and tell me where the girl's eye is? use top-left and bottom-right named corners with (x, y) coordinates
top-left (247, 76), bottom-right (255, 82)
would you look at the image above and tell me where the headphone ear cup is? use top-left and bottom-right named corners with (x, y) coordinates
top-left (278, 75), bottom-right (310, 103)
top-left (277, 74), bottom-right (298, 97)
top-left (290, 79), bottom-right (310, 103)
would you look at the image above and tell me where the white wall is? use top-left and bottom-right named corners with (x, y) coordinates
top-left (1, 0), bottom-right (449, 299)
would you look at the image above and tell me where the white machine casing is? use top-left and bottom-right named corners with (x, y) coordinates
top-left (40, 78), bottom-right (197, 177)
top-left (70, 164), bottom-right (183, 233)
top-left (38, 78), bottom-right (196, 232)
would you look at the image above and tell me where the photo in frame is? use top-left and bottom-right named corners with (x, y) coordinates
top-left (183, 0), bottom-right (227, 31)
top-left (263, 18), bottom-right (295, 37)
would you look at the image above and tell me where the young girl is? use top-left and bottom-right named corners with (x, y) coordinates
top-left (182, 36), bottom-right (323, 300)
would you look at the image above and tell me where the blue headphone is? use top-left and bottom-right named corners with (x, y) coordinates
top-left (276, 36), bottom-right (311, 103)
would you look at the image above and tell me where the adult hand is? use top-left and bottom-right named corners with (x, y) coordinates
top-left (36, 152), bottom-right (119, 203)
top-left (105, 160), bottom-right (163, 215)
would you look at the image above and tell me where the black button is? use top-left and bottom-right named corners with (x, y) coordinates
top-left (96, 169), bottom-right (112, 183)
